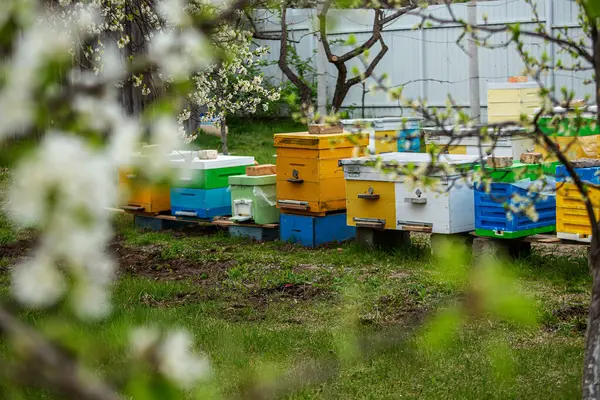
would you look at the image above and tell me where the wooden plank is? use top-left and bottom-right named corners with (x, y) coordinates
top-left (212, 219), bottom-right (278, 229)
top-left (520, 152), bottom-right (543, 164)
top-left (197, 149), bottom-right (218, 159)
top-left (308, 123), bottom-right (343, 135)
top-left (400, 225), bottom-right (433, 233)
top-left (487, 156), bottom-right (513, 168)
top-left (246, 164), bottom-right (276, 176)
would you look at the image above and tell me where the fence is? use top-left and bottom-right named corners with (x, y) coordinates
top-left (254, 0), bottom-right (592, 121)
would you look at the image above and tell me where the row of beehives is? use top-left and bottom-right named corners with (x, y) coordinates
top-left (118, 120), bottom-right (600, 246)
top-left (117, 149), bottom-right (272, 222)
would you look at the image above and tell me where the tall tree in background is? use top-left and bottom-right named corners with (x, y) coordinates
top-left (247, 1), bottom-right (416, 117)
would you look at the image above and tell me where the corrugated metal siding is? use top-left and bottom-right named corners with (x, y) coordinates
top-left (255, 0), bottom-right (593, 119)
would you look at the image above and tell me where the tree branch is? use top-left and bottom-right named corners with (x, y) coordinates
top-left (0, 306), bottom-right (121, 400)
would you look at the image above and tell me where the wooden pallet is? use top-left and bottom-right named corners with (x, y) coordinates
top-left (211, 218), bottom-right (278, 229)
top-left (212, 218), bottom-right (279, 241)
top-left (470, 232), bottom-right (589, 246)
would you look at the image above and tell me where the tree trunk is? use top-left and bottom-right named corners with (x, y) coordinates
top-left (583, 234), bottom-right (600, 399)
top-left (582, 35), bottom-right (600, 400)
top-left (220, 117), bottom-right (228, 155)
top-left (300, 88), bottom-right (314, 122)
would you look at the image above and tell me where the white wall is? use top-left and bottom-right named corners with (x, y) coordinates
top-left (254, 0), bottom-right (593, 121)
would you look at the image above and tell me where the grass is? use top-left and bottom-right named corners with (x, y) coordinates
top-left (192, 117), bottom-right (306, 164)
top-left (0, 119), bottom-right (592, 399)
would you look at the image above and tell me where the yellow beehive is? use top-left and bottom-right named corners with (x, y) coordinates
top-left (487, 82), bottom-right (542, 123)
top-left (345, 180), bottom-right (397, 229)
top-left (534, 135), bottom-right (600, 161)
top-left (274, 131), bottom-right (368, 215)
top-left (118, 167), bottom-right (171, 213)
top-left (556, 182), bottom-right (600, 236)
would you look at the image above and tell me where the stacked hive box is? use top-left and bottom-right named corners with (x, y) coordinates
top-left (274, 131), bottom-right (368, 247)
top-left (339, 153), bottom-right (479, 234)
top-left (487, 82), bottom-right (542, 123)
top-left (169, 155), bottom-right (255, 219)
top-left (474, 162), bottom-right (557, 239)
top-left (118, 149), bottom-right (196, 213)
top-left (229, 171), bottom-right (279, 225)
top-left (341, 117), bottom-right (422, 154)
top-left (424, 126), bottom-right (535, 158)
top-left (535, 108), bottom-right (600, 161)
top-left (556, 163), bottom-right (600, 242)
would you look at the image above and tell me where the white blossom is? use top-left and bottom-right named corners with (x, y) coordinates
top-left (157, 330), bottom-right (211, 389)
top-left (130, 327), bottom-right (211, 389)
top-left (11, 252), bottom-right (66, 308)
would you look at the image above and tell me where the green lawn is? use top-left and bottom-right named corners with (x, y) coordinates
top-left (192, 117), bottom-right (306, 164)
top-left (0, 120), bottom-right (591, 399)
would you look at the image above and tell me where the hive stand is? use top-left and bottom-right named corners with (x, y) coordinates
top-left (471, 236), bottom-right (532, 260)
top-left (133, 214), bottom-right (212, 231)
top-left (355, 227), bottom-right (410, 249)
top-left (212, 219), bottom-right (279, 241)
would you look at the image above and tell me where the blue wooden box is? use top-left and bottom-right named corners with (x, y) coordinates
top-left (556, 164), bottom-right (600, 183)
top-left (474, 182), bottom-right (556, 237)
top-left (397, 128), bottom-right (421, 152)
top-left (170, 187), bottom-right (231, 219)
top-left (280, 212), bottom-right (356, 247)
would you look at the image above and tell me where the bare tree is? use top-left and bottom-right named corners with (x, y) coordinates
top-left (246, 1), bottom-right (420, 116)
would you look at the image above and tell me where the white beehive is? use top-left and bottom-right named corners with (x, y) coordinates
top-left (340, 153), bottom-right (479, 234)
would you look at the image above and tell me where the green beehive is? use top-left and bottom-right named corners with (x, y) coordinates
top-left (170, 156), bottom-right (255, 189)
top-left (475, 161), bottom-right (560, 183)
top-left (228, 174), bottom-right (279, 225)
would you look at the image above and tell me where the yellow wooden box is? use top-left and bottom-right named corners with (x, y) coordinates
top-left (534, 135), bottom-right (600, 161)
top-left (118, 167), bottom-right (171, 213)
top-left (556, 207), bottom-right (600, 236)
top-left (345, 180), bottom-right (397, 229)
top-left (274, 132), bottom-right (368, 215)
top-left (425, 144), bottom-right (467, 155)
top-left (374, 130), bottom-right (397, 154)
top-left (487, 83), bottom-right (542, 123)
top-left (556, 182), bottom-right (600, 236)
top-left (556, 182), bottom-right (600, 209)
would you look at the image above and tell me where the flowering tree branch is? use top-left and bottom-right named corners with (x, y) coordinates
top-left (0, 306), bottom-right (122, 400)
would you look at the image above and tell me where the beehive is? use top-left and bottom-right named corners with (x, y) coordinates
top-left (555, 164), bottom-right (600, 242)
top-left (228, 174), bottom-right (279, 225)
top-left (339, 153), bottom-right (479, 234)
top-left (535, 110), bottom-right (600, 161)
top-left (169, 155), bottom-right (255, 218)
top-left (424, 126), bottom-right (535, 158)
top-left (474, 177), bottom-right (556, 239)
top-left (274, 131), bottom-right (368, 215)
top-left (341, 117), bottom-right (421, 154)
top-left (487, 82), bottom-right (542, 123)
top-left (117, 149), bottom-right (197, 213)
top-left (169, 155), bottom-right (255, 189)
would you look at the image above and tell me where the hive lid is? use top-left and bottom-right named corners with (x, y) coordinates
top-left (274, 131), bottom-right (368, 149)
top-left (477, 161), bottom-right (558, 183)
top-left (228, 174), bottom-right (276, 186)
top-left (169, 155), bottom-right (255, 170)
top-left (341, 116), bottom-right (422, 125)
top-left (487, 82), bottom-right (540, 90)
top-left (339, 152), bottom-right (480, 167)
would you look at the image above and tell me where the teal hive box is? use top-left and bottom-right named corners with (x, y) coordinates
top-left (228, 174), bottom-right (280, 225)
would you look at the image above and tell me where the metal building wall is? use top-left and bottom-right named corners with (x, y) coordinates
top-left (254, 0), bottom-right (593, 121)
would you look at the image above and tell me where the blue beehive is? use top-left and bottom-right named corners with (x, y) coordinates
top-left (170, 187), bottom-right (231, 219)
top-left (280, 212), bottom-right (356, 247)
top-left (556, 164), bottom-right (600, 183)
top-left (396, 120), bottom-right (421, 153)
top-left (474, 181), bottom-right (556, 238)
